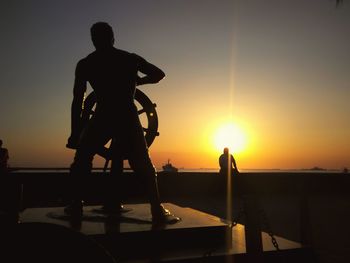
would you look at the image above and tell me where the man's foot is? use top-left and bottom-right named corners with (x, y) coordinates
top-left (151, 204), bottom-right (181, 225)
top-left (64, 201), bottom-right (83, 218)
top-left (93, 204), bottom-right (130, 215)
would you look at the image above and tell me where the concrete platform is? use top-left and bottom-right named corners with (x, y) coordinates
top-left (19, 203), bottom-right (231, 260)
top-left (19, 203), bottom-right (304, 262)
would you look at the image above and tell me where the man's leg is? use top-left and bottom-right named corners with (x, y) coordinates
top-left (65, 148), bottom-right (94, 216)
top-left (65, 118), bottom-right (111, 216)
top-left (126, 123), bottom-right (179, 224)
top-left (128, 152), bottom-right (164, 216)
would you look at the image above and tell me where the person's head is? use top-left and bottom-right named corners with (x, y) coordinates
top-left (223, 147), bottom-right (229, 154)
top-left (0, 140), bottom-right (2, 147)
top-left (90, 22), bottom-right (115, 50)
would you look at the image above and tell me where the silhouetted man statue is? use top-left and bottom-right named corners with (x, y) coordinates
top-left (65, 22), bottom-right (179, 224)
top-left (219, 147), bottom-right (239, 176)
top-left (0, 140), bottom-right (9, 175)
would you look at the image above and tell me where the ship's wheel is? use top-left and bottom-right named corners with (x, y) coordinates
top-left (81, 89), bottom-right (159, 169)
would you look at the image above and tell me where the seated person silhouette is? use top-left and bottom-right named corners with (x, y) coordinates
top-left (65, 22), bottom-right (179, 224)
top-left (219, 147), bottom-right (239, 176)
top-left (0, 139), bottom-right (9, 175)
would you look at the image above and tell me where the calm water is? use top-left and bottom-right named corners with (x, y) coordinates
top-left (10, 168), bottom-right (344, 174)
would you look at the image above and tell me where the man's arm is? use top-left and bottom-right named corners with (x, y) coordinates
top-left (135, 55), bottom-right (165, 86)
top-left (232, 155), bottom-right (239, 173)
top-left (67, 60), bottom-right (87, 149)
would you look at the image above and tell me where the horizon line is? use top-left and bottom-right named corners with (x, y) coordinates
top-left (8, 167), bottom-right (346, 171)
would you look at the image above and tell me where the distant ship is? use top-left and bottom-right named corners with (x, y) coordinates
top-left (162, 159), bottom-right (178, 172)
top-left (310, 166), bottom-right (326, 171)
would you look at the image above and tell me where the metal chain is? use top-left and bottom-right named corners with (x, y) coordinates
top-left (259, 208), bottom-right (280, 251)
top-left (230, 197), bottom-right (280, 250)
top-left (231, 201), bottom-right (245, 228)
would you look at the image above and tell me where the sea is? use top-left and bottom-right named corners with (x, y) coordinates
top-left (9, 167), bottom-right (345, 174)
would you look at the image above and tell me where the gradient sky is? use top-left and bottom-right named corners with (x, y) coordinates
top-left (1, 0), bottom-right (349, 170)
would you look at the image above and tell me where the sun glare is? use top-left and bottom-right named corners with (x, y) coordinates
top-left (213, 123), bottom-right (246, 154)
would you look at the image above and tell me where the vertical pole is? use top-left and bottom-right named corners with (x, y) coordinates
top-left (300, 178), bottom-right (312, 246)
top-left (243, 194), bottom-right (263, 255)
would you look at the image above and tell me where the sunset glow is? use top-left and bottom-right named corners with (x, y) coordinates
top-left (1, 1), bottom-right (349, 170)
top-left (213, 123), bottom-right (247, 154)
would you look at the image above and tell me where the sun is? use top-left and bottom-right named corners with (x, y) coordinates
top-left (213, 122), bottom-right (247, 154)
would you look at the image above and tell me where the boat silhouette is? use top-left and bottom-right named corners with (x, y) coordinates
top-left (162, 159), bottom-right (178, 172)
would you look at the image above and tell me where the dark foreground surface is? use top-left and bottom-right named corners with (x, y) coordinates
top-left (1, 171), bottom-right (349, 262)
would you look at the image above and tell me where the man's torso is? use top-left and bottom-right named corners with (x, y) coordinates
top-left (78, 48), bottom-right (140, 116)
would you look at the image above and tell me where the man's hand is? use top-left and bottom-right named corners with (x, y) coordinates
top-left (67, 108), bottom-right (84, 150)
top-left (135, 55), bottom-right (165, 85)
top-left (66, 133), bottom-right (80, 149)
top-left (136, 75), bottom-right (143, 86)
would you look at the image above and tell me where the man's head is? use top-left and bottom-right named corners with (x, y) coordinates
top-left (90, 22), bottom-right (115, 50)
top-left (223, 147), bottom-right (229, 154)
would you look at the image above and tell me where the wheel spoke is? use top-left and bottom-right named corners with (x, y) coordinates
top-left (138, 108), bottom-right (146, 115)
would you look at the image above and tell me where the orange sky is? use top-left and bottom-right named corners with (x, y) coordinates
top-left (1, 1), bottom-right (350, 170)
